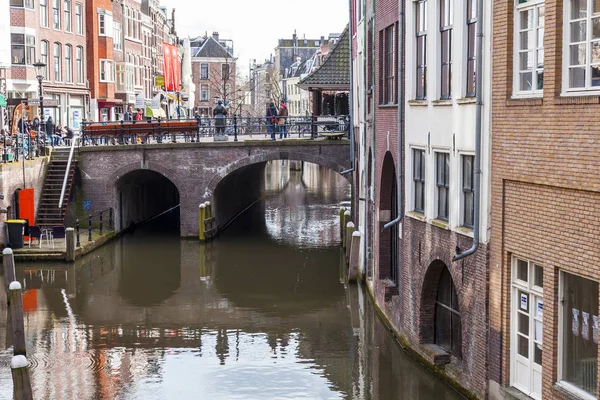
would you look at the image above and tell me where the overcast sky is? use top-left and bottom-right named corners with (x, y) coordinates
top-left (160, 0), bottom-right (349, 77)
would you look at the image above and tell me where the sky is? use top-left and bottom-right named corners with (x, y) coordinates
top-left (160, 0), bottom-right (349, 78)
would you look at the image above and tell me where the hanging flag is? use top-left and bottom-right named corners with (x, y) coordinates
top-left (12, 102), bottom-right (24, 134)
top-left (163, 43), bottom-right (180, 92)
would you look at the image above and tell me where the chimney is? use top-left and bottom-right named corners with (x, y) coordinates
top-left (212, 31), bottom-right (219, 42)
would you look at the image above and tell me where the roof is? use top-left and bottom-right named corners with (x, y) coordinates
top-left (192, 36), bottom-right (233, 58)
top-left (298, 25), bottom-right (349, 91)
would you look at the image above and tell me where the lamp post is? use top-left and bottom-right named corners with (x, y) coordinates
top-left (33, 61), bottom-right (46, 153)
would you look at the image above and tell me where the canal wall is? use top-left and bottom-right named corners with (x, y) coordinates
top-left (0, 157), bottom-right (50, 245)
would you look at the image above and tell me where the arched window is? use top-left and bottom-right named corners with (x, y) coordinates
top-left (435, 268), bottom-right (461, 357)
top-left (53, 42), bottom-right (61, 81)
top-left (64, 44), bottom-right (72, 82)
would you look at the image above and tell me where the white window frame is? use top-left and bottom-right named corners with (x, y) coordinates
top-left (98, 10), bottom-right (113, 37)
top-left (562, 0), bottom-right (600, 93)
top-left (412, 147), bottom-right (426, 213)
top-left (100, 59), bottom-right (114, 82)
top-left (460, 153), bottom-right (475, 228)
top-left (514, 0), bottom-right (545, 96)
top-left (435, 151), bottom-right (450, 221)
top-left (63, 0), bottom-right (71, 32)
top-left (557, 270), bottom-right (599, 400)
top-left (114, 21), bottom-right (122, 50)
top-left (40, 0), bottom-right (48, 27)
top-left (64, 44), bottom-right (72, 82)
top-left (200, 84), bottom-right (209, 102)
top-left (75, 2), bottom-right (82, 34)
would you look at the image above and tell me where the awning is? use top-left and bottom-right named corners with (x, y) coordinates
top-left (145, 106), bottom-right (166, 118)
top-left (0, 94), bottom-right (6, 107)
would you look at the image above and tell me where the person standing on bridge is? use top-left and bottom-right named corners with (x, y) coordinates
top-left (124, 106), bottom-right (133, 121)
top-left (278, 99), bottom-right (288, 139)
top-left (266, 102), bottom-right (278, 140)
top-left (213, 100), bottom-right (227, 135)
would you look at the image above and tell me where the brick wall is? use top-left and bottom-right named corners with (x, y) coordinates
top-left (192, 60), bottom-right (237, 112)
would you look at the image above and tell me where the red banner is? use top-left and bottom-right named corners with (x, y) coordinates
top-left (163, 43), bottom-right (180, 92)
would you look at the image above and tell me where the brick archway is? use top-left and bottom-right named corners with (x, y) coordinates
top-left (105, 161), bottom-right (185, 195)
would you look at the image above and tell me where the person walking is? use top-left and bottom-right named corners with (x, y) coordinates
top-left (266, 102), bottom-right (278, 140)
top-left (124, 106), bottom-right (133, 121)
top-left (278, 99), bottom-right (288, 139)
top-left (134, 109), bottom-right (144, 121)
top-left (213, 100), bottom-right (227, 135)
top-left (46, 116), bottom-right (55, 148)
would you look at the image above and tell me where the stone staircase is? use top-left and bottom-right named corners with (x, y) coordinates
top-left (37, 148), bottom-right (78, 227)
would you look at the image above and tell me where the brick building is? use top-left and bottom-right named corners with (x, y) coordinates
top-left (489, 0), bottom-right (600, 398)
top-left (6, 0), bottom-right (88, 128)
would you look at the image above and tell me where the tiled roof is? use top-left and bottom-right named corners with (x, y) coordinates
top-left (298, 25), bottom-right (349, 90)
top-left (194, 36), bottom-right (233, 58)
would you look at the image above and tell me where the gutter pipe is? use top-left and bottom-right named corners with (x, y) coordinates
top-left (383, 0), bottom-right (404, 231)
top-left (454, 0), bottom-right (484, 261)
top-left (341, 0), bottom-right (355, 176)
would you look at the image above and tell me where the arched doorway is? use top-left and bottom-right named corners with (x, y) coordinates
top-left (420, 261), bottom-right (462, 358)
top-left (379, 152), bottom-right (398, 286)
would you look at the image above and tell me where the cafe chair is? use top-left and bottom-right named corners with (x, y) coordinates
top-left (28, 226), bottom-right (48, 248)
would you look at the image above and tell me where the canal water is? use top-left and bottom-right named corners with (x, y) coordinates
top-left (0, 162), bottom-right (463, 400)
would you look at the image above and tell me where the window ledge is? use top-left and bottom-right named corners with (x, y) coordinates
top-left (507, 97), bottom-right (543, 107)
top-left (456, 97), bottom-right (476, 105)
top-left (421, 344), bottom-right (451, 366)
top-left (455, 225), bottom-right (474, 238)
top-left (431, 219), bottom-right (449, 230)
top-left (500, 386), bottom-right (535, 400)
top-left (432, 99), bottom-right (453, 106)
top-left (407, 211), bottom-right (426, 222)
top-left (377, 104), bottom-right (398, 109)
top-left (408, 99), bottom-right (428, 106)
top-left (553, 382), bottom-right (598, 400)
top-left (555, 95), bottom-right (600, 105)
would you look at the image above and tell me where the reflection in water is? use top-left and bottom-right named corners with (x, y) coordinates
top-left (0, 161), bottom-right (463, 400)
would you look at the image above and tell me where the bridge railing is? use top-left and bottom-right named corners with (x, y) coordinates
top-left (75, 208), bottom-right (114, 247)
top-left (79, 115), bottom-right (349, 146)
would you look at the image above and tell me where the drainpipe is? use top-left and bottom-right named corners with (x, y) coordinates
top-left (341, 0), bottom-right (355, 176)
top-left (454, 0), bottom-right (483, 261)
top-left (383, 0), bottom-right (404, 231)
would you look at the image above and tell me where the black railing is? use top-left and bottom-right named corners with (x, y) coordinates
top-left (75, 208), bottom-right (114, 247)
top-left (79, 115), bottom-right (350, 146)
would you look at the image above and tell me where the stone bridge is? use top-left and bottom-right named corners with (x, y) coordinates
top-left (74, 140), bottom-right (350, 237)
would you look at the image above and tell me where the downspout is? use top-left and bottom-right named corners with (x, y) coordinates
top-left (341, 0), bottom-right (355, 176)
top-left (383, 0), bottom-right (404, 231)
top-left (454, 0), bottom-right (483, 261)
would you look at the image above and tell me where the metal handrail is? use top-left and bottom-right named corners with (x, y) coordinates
top-left (58, 136), bottom-right (79, 209)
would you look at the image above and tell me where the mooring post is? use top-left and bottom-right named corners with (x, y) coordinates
top-left (88, 215), bottom-right (92, 242)
top-left (348, 231), bottom-right (361, 282)
top-left (3, 248), bottom-right (15, 294)
top-left (339, 208), bottom-right (345, 242)
top-left (109, 208), bottom-right (114, 230)
top-left (198, 204), bottom-right (206, 241)
top-left (345, 222), bottom-right (355, 260)
top-left (205, 201), bottom-right (211, 219)
top-left (99, 211), bottom-right (103, 235)
top-left (9, 282), bottom-right (26, 356)
top-left (342, 211), bottom-right (351, 248)
top-left (11, 355), bottom-right (32, 400)
top-left (65, 228), bottom-right (75, 262)
top-left (75, 219), bottom-right (81, 247)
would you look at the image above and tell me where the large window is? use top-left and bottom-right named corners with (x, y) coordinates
top-left (53, 42), bottom-right (61, 81)
top-left (559, 272), bottom-right (598, 398)
top-left (461, 155), bottom-right (474, 227)
top-left (382, 24), bottom-right (396, 104)
top-left (100, 59), bottom-right (114, 82)
top-left (10, 0), bottom-right (34, 7)
top-left (435, 267), bottom-right (461, 358)
top-left (41, 40), bottom-right (49, 78)
top-left (64, 44), bottom-right (72, 82)
top-left (75, 46), bottom-right (83, 83)
top-left (415, 0), bottom-right (428, 99)
top-left (436, 152), bottom-right (450, 221)
top-left (40, 0), bottom-right (48, 27)
top-left (440, 0), bottom-right (453, 98)
top-left (200, 84), bottom-right (209, 101)
top-left (11, 34), bottom-right (35, 65)
top-left (413, 148), bottom-right (425, 212)
top-left (200, 63), bottom-right (208, 80)
top-left (52, 0), bottom-right (60, 29)
top-left (516, 0), bottom-right (544, 93)
top-left (511, 258), bottom-right (543, 399)
top-left (75, 2), bottom-right (82, 34)
top-left (114, 22), bottom-right (122, 50)
top-left (566, 0), bottom-right (600, 89)
top-left (63, 0), bottom-right (71, 32)
top-left (466, 0), bottom-right (477, 96)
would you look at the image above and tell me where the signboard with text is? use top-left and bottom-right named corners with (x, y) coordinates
top-left (155, 76), bottom-right (165, 88)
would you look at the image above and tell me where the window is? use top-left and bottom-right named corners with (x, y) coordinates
top-left (436, 152), bottom-right (450, 220)
top-left (435, 267), bottom-right (461, 358)
top-left (511, 258), bottom-right (543, 399)
top-left (114, 22), bottom-right (122, 50)
top-left (379, 24), bottom-right (396, 104)
top-left (63, 0), bottom-right (71, 32)
top-left (200, 84), bottom-right (209, 101)
top-left (53, 42), bottom-right (61, 81)
top-left (75, 46), bottom-right (83, 83)
top-left (11, 34), bottom-right (35, 65)
top-left (565, 0), bottom-right (600, 89)
top-left (466, 0), bottom-right (477, 96)
top-left (10, 0), bottom-right (34, 7)
top-left (40, 0), bottom-right (48, 27)
top-left (41, 40), bottom-right (49, 78)
top-left (440, 0), bottom-right (453, 98)
top-left (222, 63), bottom-right (230, 80)
top-left (100, 59), bottom-right (114, 82)
top-left (200, 63), bottom-right (208, 80)
top-left (413, 149), bottom-right (426, 212)
top-left (75, 3), bottom-right (82, 34)
top-left (52, 0), bottom-right (60, 29)
top-left (64, 44), bottom-right (72, 82)
top-left (461, 155), bottom-right (474, 227)
top-left (416, 0), bottom-right (428, 99)
top-left (559, 272), bottom-right (598, 398)
top-left (516, 0), bottom-right (544, 93)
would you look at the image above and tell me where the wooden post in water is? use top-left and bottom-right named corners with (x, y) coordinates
top-left (205, 201), bottom-right (211, 218)
top-left (198, 204), bottom-right (206, 241)
top-left (65, 228), bottom-right (75, 262)
top-left (3, 248), bottom-right (15, 293)
top-left (9, 281), bottom-right (26, 356)
top-left (339, 208), bottom-right (345, 242)
top-left (343, 210), bottom-right (351, 246)
top-left (345, 222), bottom-right (355, 261)
top-left (348, 231), bottom-right (361, 282)
top-left (11, 355), bottom-right (32, 400)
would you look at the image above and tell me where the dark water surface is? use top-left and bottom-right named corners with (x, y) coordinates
top-left (0, 162), bottom-right (463, 400)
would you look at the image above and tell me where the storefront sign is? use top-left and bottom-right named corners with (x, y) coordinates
top-left (520, 293), bottom-right (528, 311)
top-left (72, 109), bottom-right (81, 128)
top-left (27, 98), bottom-right (60, 107)
top-left (155, 76), bottom-right (165, 88)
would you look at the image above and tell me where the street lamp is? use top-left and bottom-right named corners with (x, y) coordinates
top-left (33, 60), bottom-right (46, 152)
